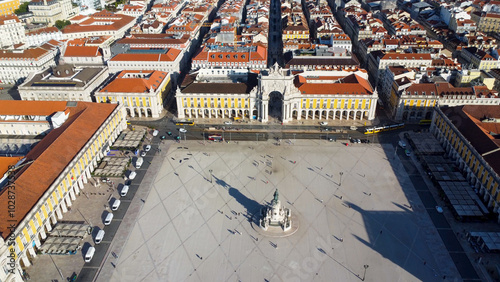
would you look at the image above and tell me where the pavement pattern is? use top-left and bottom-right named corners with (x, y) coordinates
top-left (95, 139), bottom-right (460, 282)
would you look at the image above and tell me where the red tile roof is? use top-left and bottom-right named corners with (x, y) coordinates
top-left (294, 74), bottom-right (373, 95)
top-left (109, 49), bottom-right (181, 62)
top-left (0, 101), bottom-right (118, 239)
top-left (0, 14), bottom-right (20, 25)
top-left (99, 70), bottom-right (168, 93)
top-left (62, 12), bottom-right (135, 34)
top-left (63, 45), bottom-right (100, 57)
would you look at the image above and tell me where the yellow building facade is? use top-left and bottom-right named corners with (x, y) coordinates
top-left (0, 102), bottom-right (127, 282)
top-left (0, 0), bottom-right (19, 16)
top-left (432, 106), bottom-right (500, 222)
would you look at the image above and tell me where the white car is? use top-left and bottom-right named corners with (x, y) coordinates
top-left (179, 128), bottom-right (187, 133)
top-left (436, 206), bottom-right (443, 213)
top-left (152, 130), bottom-right (159, 136)
top-left (320, 122), bottom-right (328, 126)
top-left (224, 121), bottom-right (232, 125)
top-left (145, 145), bottom-right (151, 152)
top-left (140, 151), bottom-right (146, 157)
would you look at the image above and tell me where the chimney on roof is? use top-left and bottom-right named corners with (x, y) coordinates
top-left (51, 110), bottom-right (69, 129)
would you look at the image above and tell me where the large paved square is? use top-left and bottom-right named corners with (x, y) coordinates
top-left (103, 140), bottom-right (458, 281)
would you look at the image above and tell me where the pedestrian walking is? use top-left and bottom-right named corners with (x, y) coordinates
top-left (340, 196), bottom-right (343, 200)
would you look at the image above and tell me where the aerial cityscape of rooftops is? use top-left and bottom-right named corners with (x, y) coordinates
top-left (1, 0), bottom-right (500, 280)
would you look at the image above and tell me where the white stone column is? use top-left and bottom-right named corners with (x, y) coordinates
top-left (28, 246), bottom-right (36, 258)
top-left (77, 179), bottom-right (84, 190)
top-left (262, 101), bottom-right (268, 122)
top-left (55, 207), bottom-right (63, 219)
top-left (65, 195), bottom-right (72, 207)
top-left (69, 189), bottom-right (76, 201)
top-left (39, 228), bottom-right (47, 240)
top-left (21, 254), bottom-right (31, 267)
top-left (82, 172), bottom-right (88, 184)
top-left (50, 213), bottom-right (57, 225)
top-left (74, 184), bottom-right (80, 195)
top-left (60, 200), bottom-right (67, 213)
top-left (45, 221), bottom-right (52, 232)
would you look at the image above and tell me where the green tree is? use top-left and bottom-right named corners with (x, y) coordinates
top-left (55, 20), bottom-right (71, 30)
top-left (14, 2), bottom-right (29, 14)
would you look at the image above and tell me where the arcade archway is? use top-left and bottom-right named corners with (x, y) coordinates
top-left (268, 91), bottom-right (283, 121)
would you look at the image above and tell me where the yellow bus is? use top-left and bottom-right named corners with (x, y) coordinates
top-left (175, 120), bottom-right (195, 126)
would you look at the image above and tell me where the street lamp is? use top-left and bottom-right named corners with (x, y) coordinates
top-left (256, 133), bottom-right (259, 142)
top-left (339, 172), bottom-right (343, 186)
top-left (293, 133), bottom-right (296, 142)
top-left (362, 265), bottom-right (369, 281)
top-left (209, 169), bottom-right (213, 183)
top-left (49, 254), bottom-right (64, 281)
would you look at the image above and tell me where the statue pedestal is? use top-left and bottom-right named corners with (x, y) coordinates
top-left (252, 213), bottom-right (299, 238)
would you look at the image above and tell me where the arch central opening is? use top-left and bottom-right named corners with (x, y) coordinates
top-left (268, 91), bottom-right (283, 121)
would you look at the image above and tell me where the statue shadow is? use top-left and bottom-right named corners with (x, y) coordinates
top-left (228, 187), bottom-right (262, 223)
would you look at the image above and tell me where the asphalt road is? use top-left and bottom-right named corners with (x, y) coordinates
top-left (76, 142), bottom-right (159, 282)
top-left (130, 118), bottom-right (426, 144)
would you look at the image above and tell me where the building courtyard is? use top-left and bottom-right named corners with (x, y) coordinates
top-left (95, 140), bottom-right (460, 281)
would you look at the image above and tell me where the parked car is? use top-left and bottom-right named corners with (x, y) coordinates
top-left (120, 185), bottom-right (129, 197)
top-left (179, 128), bottom-right (187, 133)
top-left (128, 171), bottom-right (137, 180)
top-left (145, 145), bottom-right (151, 152)
top-left (104, 213), bottom-right (113, 225)
top-left (85, 247), bottom-right (95, 262)
top-left (111, 199), bottom-right (121, 211)
top-left (167, 131), bottom-right (172, 136)
top-left (224, 121), bottom-right (232, 125)
top-left (152, 130), bottom-right (159, 136)
top-left (398, 140), bottom-right (406, 148)
top-left (320, 122), bottom-right (328, 126)
top-left (405, 149), bottom-right (411, 156)
top-left (436, 206), bottom-right (443, 213)
top-left (160, 135), bottom-right (166, 140)
top-left (95, 230), bottom-right (105, 244)
top-left (140, 151), bottom-right (146, 157)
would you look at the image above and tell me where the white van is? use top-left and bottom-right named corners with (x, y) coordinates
top-left (85, 247), bottom-right (95, 262)
top-left (128, 171), bottom-right (136, 180)
top-left (95, 230), bottom-right (105, 244)
top-left (104, 213), bottom-right (113, 225)
top-left (111, 199), bottom-right (121, 211)
top-left (152, 130), bottom-right (159, 136)
top-left (120, 185), bottom-right (129, 197)
top-left (398, 140), bottom-right (406, 148)
top-left (135, 157), bottom-right (143, 169)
